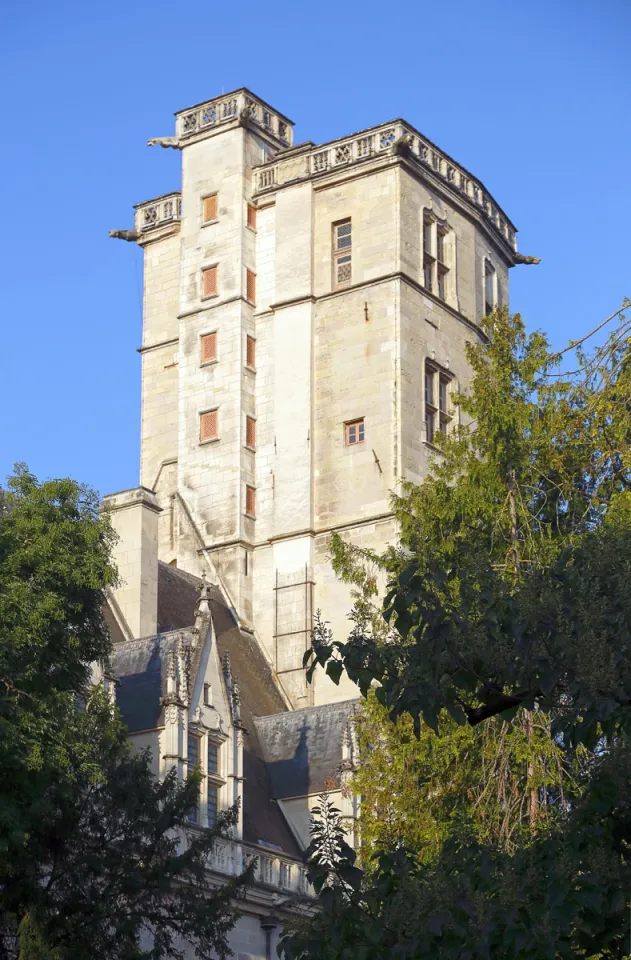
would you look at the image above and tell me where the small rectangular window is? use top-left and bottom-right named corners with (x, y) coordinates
top-left (245, 485), bottom-right (256, 518)
top-left (200, 409), bottom-right (218, 442)
top-left (246, 415), bottom-right (256, 450)
top-left (201, 332), bottom-right (217, 364)
top-left (425, 408), bottom-right (435, 444)
top-left (247, 204), bottom-right (257, 230)
top-left (246, 335), bottom-right (256, 370)
top-left (188, 732), bottom-right (200, 767)
top-left (484, 260), bottom-right (496, 316)
top-left (207, 740), bottom-right (218, 775)
top-left (439, 378), bottom-right (448, 414)
top-left (203, 194), bottom-right (218, 222)
top-left (345, 418), bottom-right (365, 446)
top-left (425, 367), bottom-right (435, 406)
top-left (202, 265), bottom-right (218, 298)
top-left (333, 219), bottom-right (352, 289)
top-left (207, 784), bottom-right (218, 826)
top-left (246, 269), bottom-right (256, 304)
top-left (203, 683), bottom-right (211, 706)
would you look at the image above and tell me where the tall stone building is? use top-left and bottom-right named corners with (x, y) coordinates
top-left (110, 87), bottom-right (522, 710)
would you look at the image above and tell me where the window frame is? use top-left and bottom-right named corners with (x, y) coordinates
top-left (344, 417), bottom-right (365, 447)
top-left (333, 218), bottom-right (352, 290)
top-left (202, 193), bottom-right (218, 224)
top-left (247, 203), bottom-right (257, 231)
top-left (422, 213), bottom-right (450, 304)
top-left (201, 264), bottom-right (219, 300)
top-left (246, 268), bottom-right (256, 305)
top-left (199, 408), bottom-right (219, 444)
top-left (424, 360), bottom-right (453, 445)
top-left (245, 334), bottom-right (256, 371)
top-left (245, 484), bottom-right (256, 518)
top-left (484, 258), bottom-right (497, 317)
top-left (200, 330), bottom-right (218, 366)
top-left (245, 415), bottom-right (256, 451)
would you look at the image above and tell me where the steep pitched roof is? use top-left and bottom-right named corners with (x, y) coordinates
top-left (253, 700), bottom-right (358, 799)
top-left (111, 562), bottom-right (300, 858)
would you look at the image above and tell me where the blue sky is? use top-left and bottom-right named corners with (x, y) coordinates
top-left (1, 0), bottom-right (629, 496)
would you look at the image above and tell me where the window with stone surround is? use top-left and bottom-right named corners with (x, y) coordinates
top-left (345, 418), bottom-right (365, 446)
top-left (484, 259), bottom-right (497, 316)
top-left (207, 783), bottom-right (219, 826)
top-left (200, 332), bottom-right (217, 365)
top-left (424, 361), bottom-right (453, 444)
top-left (202, 265), bottom-right (218, 298)
top-left (246, 335), bottom-right (256, 370)
top-left (333, 219), bottom-right (352, 289)
top-left (422, 212), bottom-right (450, 303)
top-left (246, 269), bottom-right (256, 305)
top-left (247, 204), bottom-right (257, 230)
top-left (203, 194), bottom-right (218, 223)
top-left (186, 732), bottom-right (200, 823)
top-left (200, 409), bottom-right (218, 443)
top-left (245, 415), bottom-right (256, 450)
top-left (245, 485), bottom-right (256, 518)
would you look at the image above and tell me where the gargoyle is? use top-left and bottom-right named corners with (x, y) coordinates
top-left (391, 133), bottom-right (414, 158)
top-left (514, 253), bottom-right (541, 265)
top-left (147, 137), bottom-right (181, 150)
top-left (109, 229), bottom-right (139, 242)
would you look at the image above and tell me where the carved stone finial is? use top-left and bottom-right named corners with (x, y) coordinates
top-left (514, 253), bottom-right (541, 265)
top-left (109, 229), bottom-right (139, 242)
top-left (147, 137), bottom-right (181, 150)
top-left (232, 680), bottom-right (241, 723)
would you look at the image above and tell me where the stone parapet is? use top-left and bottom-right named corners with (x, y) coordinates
top-left (253, 118), bottom-right (517, 258)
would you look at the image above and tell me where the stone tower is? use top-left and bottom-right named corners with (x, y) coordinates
top-left (111, 88), bottom-right (522, 708)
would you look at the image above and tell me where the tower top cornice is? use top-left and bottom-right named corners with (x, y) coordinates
top-left (252, 116), bottom-right (519, 262)
top-left (173, 88), bottom-right (294, 150)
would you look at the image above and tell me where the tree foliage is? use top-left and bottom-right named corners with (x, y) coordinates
top-left (282, 303), bottom-right (631, 958)
top-left (352, 694), bottom-right (578, 861)
top-left (0, 467), bottom-right (249, 960)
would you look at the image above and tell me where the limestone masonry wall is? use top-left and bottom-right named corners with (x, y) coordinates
top-left (125, 90), bottom-right (516, 708)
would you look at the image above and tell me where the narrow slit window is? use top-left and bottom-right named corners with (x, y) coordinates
top-left (207, 740), bottom-right (218, 775)
top-left (246, 269), bottom-right (256, 304)
top-left (203, 683), bottom-right (211, 706)
top-left (247, 204), bottom-right (257, 230)
top-left (203, 194), bottom-right (218, 222)
top-left (207, 784), bottom-right (218, 826)
top-left (245, 485), bottom-right (256, 517)
top-left (333, 219), bottom-right (352, 289)
top-left (484, 260), bottom-right (496, 316)
top-left (246, 335), bottom-right (256, 370)
top-left (246, 415), bottom-right (256, 450)
top-left (345, 418), bottom-right (365, 446)
top-left (202, 265), bottom-right (218, 298)
top-left (200, 409), bottom-right (218, 442)
top-left (201, 332), bottom-right (217, 364)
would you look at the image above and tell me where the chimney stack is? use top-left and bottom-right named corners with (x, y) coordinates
top-left (102, 486), bottom-right (161, 638)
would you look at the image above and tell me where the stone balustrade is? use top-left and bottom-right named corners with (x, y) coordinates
top-left (134, 193), bottom-right (182, 234)
top-left (254, 120), bottom-right (516, 252)
top-left (208, 837), bottom-right (312, 897)
top-left (176, 90), bottom-right (293, 148)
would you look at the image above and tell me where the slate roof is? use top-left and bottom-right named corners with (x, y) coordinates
top-left (253, 700), bottom-right (358, 799)
top-left (111, 562), bottom-right (301, 858)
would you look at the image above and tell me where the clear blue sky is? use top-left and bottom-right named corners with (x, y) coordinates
top-left (1, 0), bottom-right (629, 496)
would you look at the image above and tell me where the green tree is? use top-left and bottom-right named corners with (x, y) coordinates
top-left (0, 467), bottom-right (249, 960)
top-left (281, 303), bottom-right (631, 958)
top-left (352, 694), bottom-right (576, 861)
